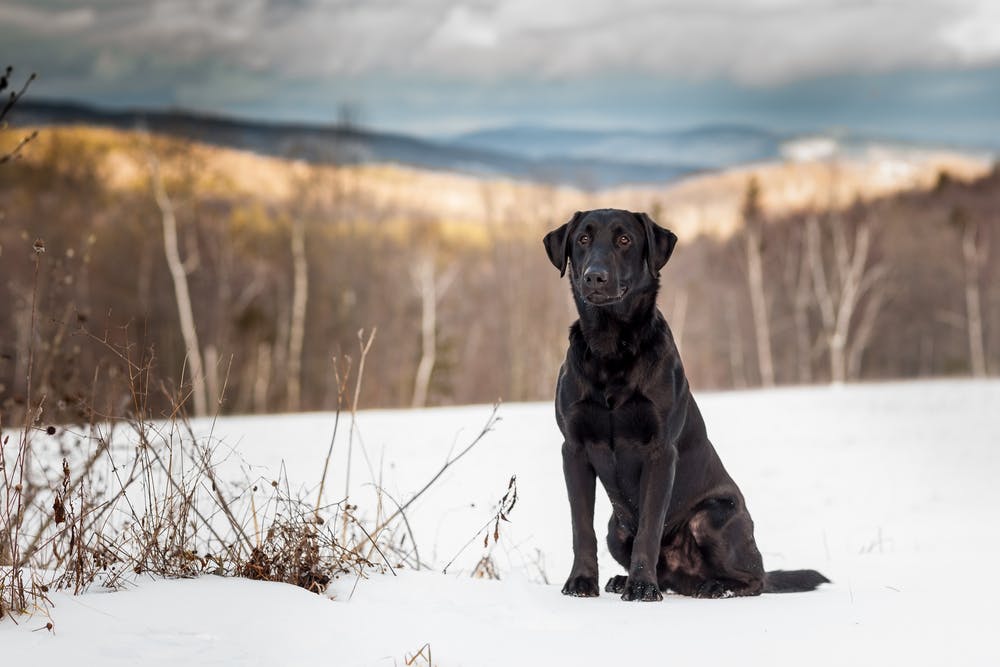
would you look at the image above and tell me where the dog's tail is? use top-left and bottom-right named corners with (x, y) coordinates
top-left (763, 569), bottom-right (830, 593)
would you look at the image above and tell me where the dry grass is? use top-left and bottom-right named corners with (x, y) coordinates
top-left (403, 643), bottom-right (435, 667)
top-left (1, 288), bottom-right (423, 624)
top-left (0, 330), bottom-right (383, 621)
top-left (1, 252), bottom-right (502, 624)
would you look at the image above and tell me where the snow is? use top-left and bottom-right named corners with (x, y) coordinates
top-left (5, 379), bottom-right (1000, 665)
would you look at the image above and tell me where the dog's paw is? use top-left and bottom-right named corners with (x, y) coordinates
top-left (621, 578), bottom-right (663, 602)
top-left (605, 575), bottom-right (628, 594)
top-left (562, 575), bottom-right (600, 597)
top-left (694, 580), bottom-right (733, 599)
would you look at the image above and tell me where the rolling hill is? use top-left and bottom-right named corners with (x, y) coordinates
top-left (6, 121), bottom-right (990, 242)
top-left (10, 100), bottom-right (701, 188)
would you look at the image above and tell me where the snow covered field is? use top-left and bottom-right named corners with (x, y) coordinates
top-left (5, 379), bottom-right (1000, 665)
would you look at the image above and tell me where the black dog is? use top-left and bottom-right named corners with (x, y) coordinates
top-left (544, 208), bottom-right (828, 601)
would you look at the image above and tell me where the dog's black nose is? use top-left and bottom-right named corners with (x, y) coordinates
top-left (584, 268), bottom-right (609, 285)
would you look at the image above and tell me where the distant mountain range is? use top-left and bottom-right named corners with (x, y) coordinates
top-left (10, 99), bottom-right (983, 188)
top-left (10, 100), bottom-right (708, 188)
top-left (447, 124), bottom-right (785, 170)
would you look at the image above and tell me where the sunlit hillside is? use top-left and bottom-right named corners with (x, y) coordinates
top-left (3, 123), bottom-right (997, 419)
top-left (16, 125), bottom-right (992, 240)
top-left (610, 148), bottom-right (991, 238)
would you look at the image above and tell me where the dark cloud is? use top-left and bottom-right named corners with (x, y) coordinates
top-left (3, 0), bottom-right (999, 137)
top-left (5, 0), bottom-right (1000, 84)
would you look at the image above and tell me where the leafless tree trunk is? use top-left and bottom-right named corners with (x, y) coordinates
top-left (149, 153), bottom-right (208, 416)
top-left (847, 279), bottom-right (887, 380)
top-left (746, 224), bottom-right (775, 386)
top-left (954, 210), bottom-right (988, 377)
top-left (806, 211), bottom-right (886, 383)
top-left (411, 253), bottom-right (457, 408)
top-left (411, 256), bottom-right (437, 410)
top-left (287, 216), bottom-right (309, 410)
top-left (742, 177), bottom-right (775, 386)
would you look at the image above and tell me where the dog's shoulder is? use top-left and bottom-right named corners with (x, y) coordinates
top-left (631, 309), bottom-right (677, 367)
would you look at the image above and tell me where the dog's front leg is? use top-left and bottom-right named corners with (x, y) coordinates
top-left (622, 446), bottom-right (676, 601)
top-left (561, 440), bottom-right (600, 597)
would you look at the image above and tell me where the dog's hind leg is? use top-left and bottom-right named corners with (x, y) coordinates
top-left (686, 504), bottom-right (828, 595)
top-left (656, 524), bottom-right (708, 595)
top-left (688, 507), bottom-right (766, 597)
top-left (657, 505), bottom-right (768, 598)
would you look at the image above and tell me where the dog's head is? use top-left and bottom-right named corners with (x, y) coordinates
top-left (542, 209), bottom-right (677, 307)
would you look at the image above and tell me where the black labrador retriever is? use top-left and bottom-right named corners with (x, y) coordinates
top-left (544, 208), bottom-right (829, 601)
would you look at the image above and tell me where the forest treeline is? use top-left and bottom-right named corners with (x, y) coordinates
top-left (1, 127), bottom-right (997, 423)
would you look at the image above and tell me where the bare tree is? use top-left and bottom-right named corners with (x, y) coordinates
top-left (411, 251), bottom-right (458, 409)
top-left (284, 163), bottom-right (334, 411)
top-left (287, 214), bottom-right (309, 411)
top-left (411, 255), bottom-right (436, 409)
top-left (949, 206), bottom-right (988, 377)
top-left (148, 150), bottom-right (208, 416)
top-left (742, 176), bottom-right (775, 386)
top-left (806, 208), bottom-right (887, 383)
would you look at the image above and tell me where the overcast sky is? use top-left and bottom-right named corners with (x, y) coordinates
top-left (3, 0), bottom-right (1000, 140)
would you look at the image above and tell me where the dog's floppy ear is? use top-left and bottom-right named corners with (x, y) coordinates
top-left (543, 211), bottom-right (584, 277)
top-left (635, 211), bottom-right (678, 277)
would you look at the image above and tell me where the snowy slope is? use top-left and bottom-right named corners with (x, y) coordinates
top-left (5, 379), bottom-right (1000, 665)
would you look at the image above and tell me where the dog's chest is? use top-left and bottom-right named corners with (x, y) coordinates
top-left (588, 360), bottom-right (634, 410)
top-left (577, 379), bottom-right (660, 451)
top-left (565, 341), bottom-right (663, 451)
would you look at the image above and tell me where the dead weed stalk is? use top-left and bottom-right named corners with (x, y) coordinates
top-left (3, 250), bottom-right (501, 624)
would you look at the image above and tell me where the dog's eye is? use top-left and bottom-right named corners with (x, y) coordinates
top-left (618, 235), bottom-right (631, 246)
top-left (578, 234), bottom-right (591, 245)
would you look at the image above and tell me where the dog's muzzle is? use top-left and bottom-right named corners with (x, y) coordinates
top-left (583, 286), bottom-right (629, 305)
top-left (581, 266), bottom-right (628, 305)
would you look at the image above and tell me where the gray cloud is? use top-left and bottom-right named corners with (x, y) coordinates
top-left (5, 0), bottom-right (1000, 139)
top-left (4, 0), bottom-right (1000, 87)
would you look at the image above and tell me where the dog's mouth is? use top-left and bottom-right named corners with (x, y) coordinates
top-left (583, 285), bottom-right (628, 306)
